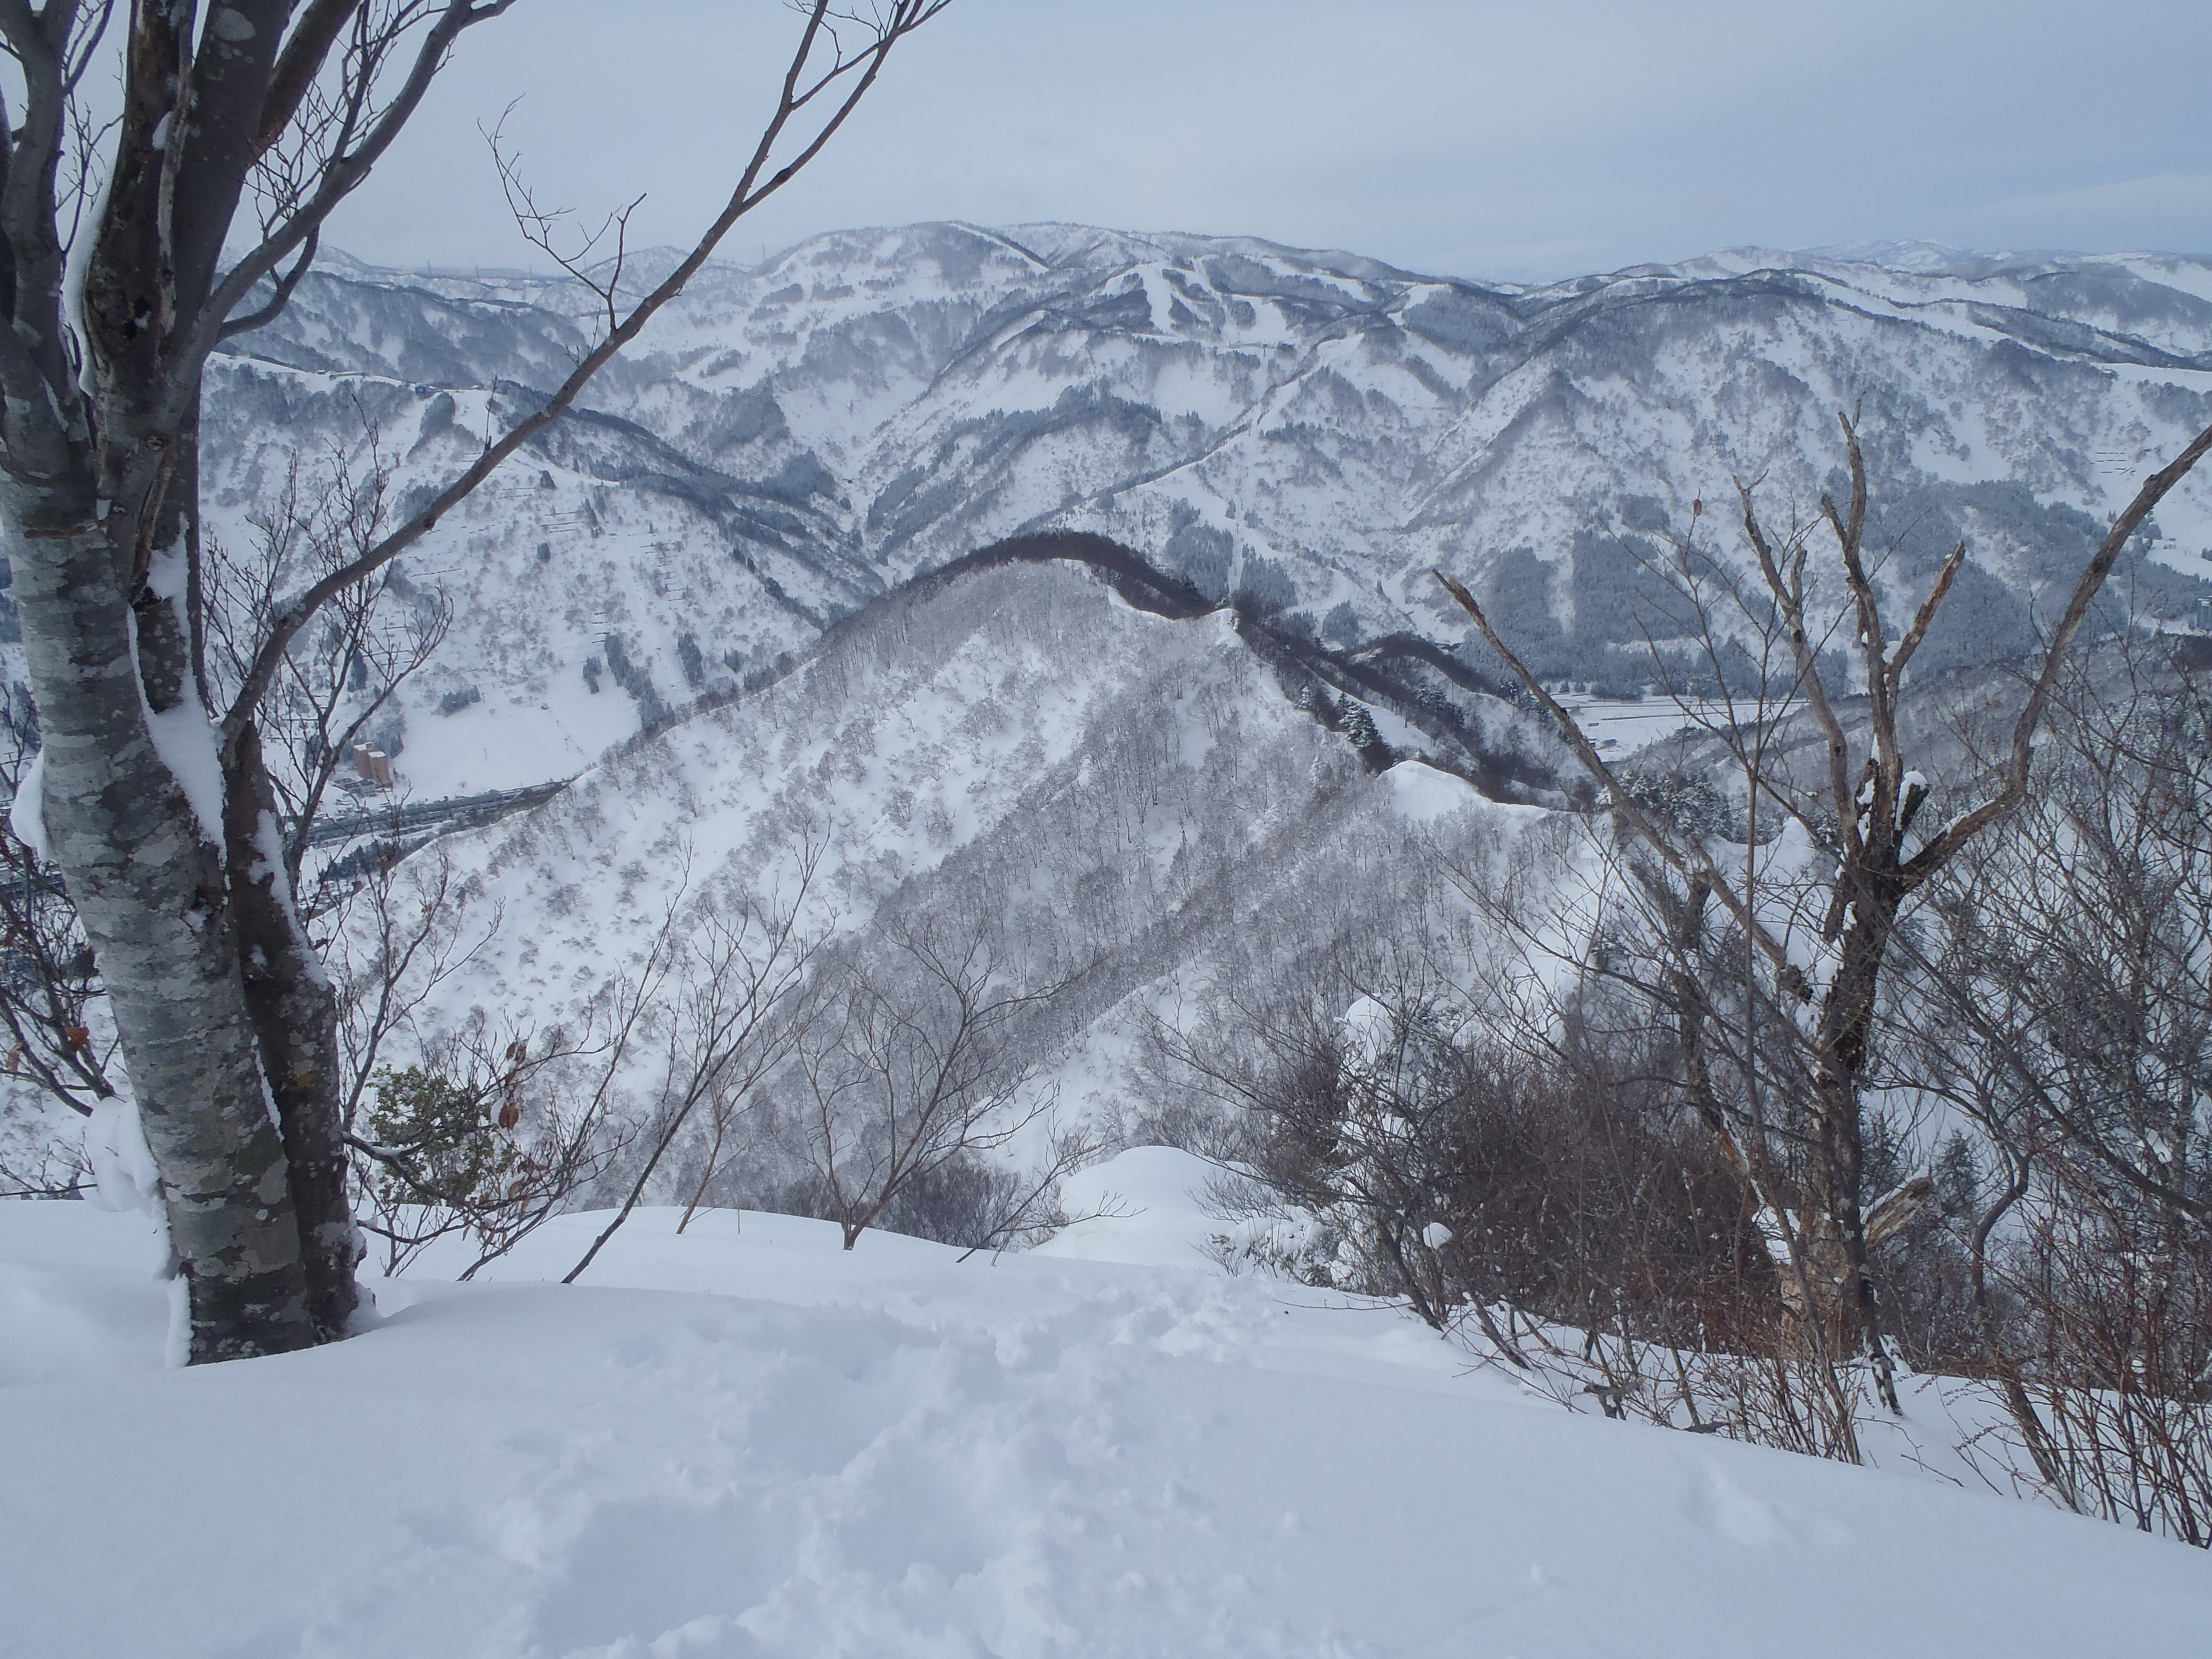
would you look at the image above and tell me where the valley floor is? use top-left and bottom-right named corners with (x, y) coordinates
top-left (3, 1149), bottom-right (2205, 1658)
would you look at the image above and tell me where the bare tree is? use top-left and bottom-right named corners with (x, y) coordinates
top-left (0, 1), bottom-right (950, 1359)
top-left (1896, 639), bottom-right (2212, 1537)
top-left (2, 422), bottom-right (438, 1196)
top-left (798, 915), bottom-right (1075, 1251)
top-left (669, 854), bottom-right (832, 1237)
top-left (1436, 411), bottom-right (2212, 1412)
top-left (563, 858), bottom-right (823, 1282)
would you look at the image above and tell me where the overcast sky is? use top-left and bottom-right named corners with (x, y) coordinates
top-left (322, 0), bottom-right (2212, 283)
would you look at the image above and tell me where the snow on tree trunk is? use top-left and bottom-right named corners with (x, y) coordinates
top-left (6, 508), bottom-right (315, 1360)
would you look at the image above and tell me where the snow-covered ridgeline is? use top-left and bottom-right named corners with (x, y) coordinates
top-left (359, 564), bottom-right (1542, 1163)
top-left (174, 225), bottom-right (2212, 806)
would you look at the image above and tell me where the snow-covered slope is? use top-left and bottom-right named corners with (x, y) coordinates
top-left (178, 224), bottom-right (2212, 799)
top-left (385, 561), bottom-right (1546, 1158)
top-left (6, 1171), bottom-right (2207, 1658)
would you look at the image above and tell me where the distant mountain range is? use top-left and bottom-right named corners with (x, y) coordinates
top-left (11, 223), bottom-right (2212, 1186)
top-left (22, 221), bottom-right (2207, 800)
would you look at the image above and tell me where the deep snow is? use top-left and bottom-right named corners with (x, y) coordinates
top-left (4, 1149), bottom-right (2208, 1658)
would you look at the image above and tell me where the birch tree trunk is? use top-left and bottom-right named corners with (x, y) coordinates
top-left (6, 486), bottom-right (316, 1359)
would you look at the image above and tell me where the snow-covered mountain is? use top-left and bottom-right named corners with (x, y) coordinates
top-left (386, 560), bottom-right (1545, 1172)
top-left (187, 224), bottom-right (2212, 799)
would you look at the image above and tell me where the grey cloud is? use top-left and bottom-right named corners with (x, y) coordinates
top-left (315, 0), bottom-right (2212, 282)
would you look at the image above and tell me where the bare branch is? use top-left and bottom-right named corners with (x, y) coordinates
top-left (1886, 540), bottom-right (1966, 697)
top-left (218, 225), bottom-right (320, 340)
top-left (255, 0), bottom-right (366, 157)
top-left (1908, 413), bottom-right (2212, 876)
top-left (1432, 567), bottom-right (1800, 988)
top-left (191, 0), bottom-right (519, 382)
top-left (218, 0), bottom-right (953, 740)
top-left (1736, 482), bottom-right (1862, 860)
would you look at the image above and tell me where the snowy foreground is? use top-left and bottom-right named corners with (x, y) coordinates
top-left (5, 1150), bottom-right (2207, 1658)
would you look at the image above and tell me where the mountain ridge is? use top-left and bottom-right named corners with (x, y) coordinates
top-left (18, 219), bottom-right (2197, 803)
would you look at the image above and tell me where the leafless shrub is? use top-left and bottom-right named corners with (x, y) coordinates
top-left (795, 913), bottom-right (1081, 1250)
top-left (330, 847), bottom-right (654, 1278)
top-left (2004, 1192), bottom-right (2212, 1541)
top-left (1157, 953), bottom-right (1777, 1375)
top-left (564, 857), bottom-right (824, 1281)
top-left (1893, 639), bottom-right (2212, 1540)
top-left (0, 696), bottom-right (119, 1157)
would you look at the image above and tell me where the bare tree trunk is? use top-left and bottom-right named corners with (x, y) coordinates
top-left (7, 493), bottom-right (314, 1359)
top-left (225, 720), bottom-right (356, 1337)
top-left (1799, 891), bottom-right (1901, 1384)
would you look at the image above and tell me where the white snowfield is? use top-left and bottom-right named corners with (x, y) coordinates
top-left (5, 1148), bottom-right (2207, 1658)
